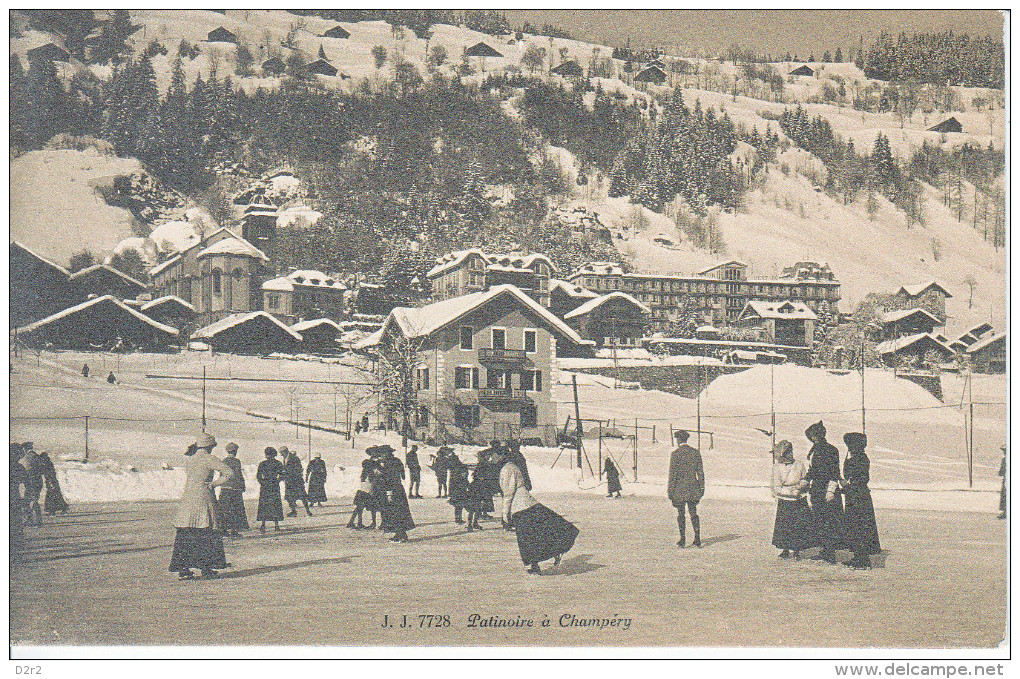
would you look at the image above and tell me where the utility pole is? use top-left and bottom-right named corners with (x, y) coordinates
top-left (968, 371), bottom-right (975, 488)
top-left (696, 364), bottom-right (702, 452)
top-left (84, 415), bottom-right (89, 463)
top-left (201, 366), bottom-right (207, 431)
top-left (572, 374), bottom-right (584, 472)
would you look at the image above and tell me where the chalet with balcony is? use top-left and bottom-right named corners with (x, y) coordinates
top-left (734, 300), bottom-right (817, 347)
top-left (895, 281), bottom-right (952, 319)
top-left (361, 284), bottom-right (594, 445)
top-left (262, 269), bottom-right (346, 323)
top-left (563, 292), bottom-right (650, 349)
top-left (427, 249), bottom-right (555, 307)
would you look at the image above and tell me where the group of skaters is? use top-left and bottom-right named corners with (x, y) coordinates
top-left (9, 442), bottom-right (70, 543)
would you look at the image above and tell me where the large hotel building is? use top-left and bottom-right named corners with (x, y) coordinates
top-left (566, 259), bottom-right (841, 331)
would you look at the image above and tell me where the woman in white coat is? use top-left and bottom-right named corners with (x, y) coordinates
top-left (770, 439), bottom-right (817, 560)
top-left (169, 433), bottom-right (234, 580)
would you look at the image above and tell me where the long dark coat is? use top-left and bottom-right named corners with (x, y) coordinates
top-left (842, 452), bottom-right (880, 554)
top-left (667, 445), bottom-right (704, 505)
top-left (379, 456), bottom-right (414, 532)
top-left (38, 453), bottom-right (69, 514)
top-left (283, 454), bottom-right (307, 502)
top-left (256, 458), bottom-right (285, 521)
top-left (806, 439), bottom-right (846, 547)
top-left (447, 456), bottom-right (470, 509)
top-left (604, 459), bottom-right (622, 495)
top-left (306, 458), bottom-right (328, 503)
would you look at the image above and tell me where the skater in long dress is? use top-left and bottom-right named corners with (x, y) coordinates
top-left (465, 463), bottom-right (491, 531)
top-left (667, 430), bottom-right (704, 547)
top-left (305, 453), bottom-right (328, 507)
top-left (770, 440), bottom-right (815, 559)
top-left (169, 433), bottom-right (234, 580)
top-left (38, 451), bottom-right (69, 515)
top-left (474, 445), bottom-right (498, 519)
top-left (804, 421), bottom-right (844, 564)
top-left (217, 443), bottom-right (249, 536)
top-left (406, 445), bottom-right (422, 498)
top-left (446, 450), bottom-right (470, 525)
top-left (20, 443), bottom-right (44, 526)
top-left (604, 458), bottom-right (622, 498)
top-left (375, 445), bottom-right (414, 542)
top-left (81, 363), bottom-right (89, 378)
top-left (497, 446), bottom-right (578, 574)
top-left (840, 433), bottom-right (880, 569)
top-left (347, 458), bottom-right (381, 529)
top-left (256, 447), bottom-right (285, 532)
top-left (281, 447), bottom-right (312, 517)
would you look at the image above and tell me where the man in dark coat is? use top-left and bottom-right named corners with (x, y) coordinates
top-left (38, 451), bottom-right (69, 515)
top-left (256, 447), bottom-right (285, 532)
top-left (375, 445), bottom-right (414, 542)
top-left (406, 445), bottom-right (422, 498)
top-left (218, 443), bottom-right (249, 535)
top-left (361, 414), bottom-right (370, 432)
top-left (430, 448), bottom-right (449, 497)
top-left (804, 420), bottom-right (843, 563)
top-left (281, 447), bottom-right (312, 517)
top-left (305, 453), bottom-right (328, 506)
top-left (667, 430), bottom-right (704, 547)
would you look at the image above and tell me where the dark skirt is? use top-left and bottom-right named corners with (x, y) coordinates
top-left (606, 471), bottom-right (622, 495)
top-left (448, 473), bottom-right (470, 509)
top-left (843, 488), bottom-right (881, 555)
top-left (217, 488), bottom-right (250, 531)
top-left (810, 491), bottom-right (848, 550)
top-left (307, 476), bottom-right (328, 503)
top-left (169, 527), bottom-right (227, 572)
top-left (257, 482), bottom-right (284, 522)
top-left (43, 481), bottom-right (69, 514)
top-left (512, 503), bottom-right (579, 565)
top-left (408, 467), bottom-right (421, 483)
top-left (353, 489), bottom-right (377, 510)
top-left (771, 498), bottom-right (818, 551)
top-left (380, 484), bottom-right (415, 533)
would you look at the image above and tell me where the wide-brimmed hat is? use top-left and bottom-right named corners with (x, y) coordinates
top-left (195, 433), bottom-right (217, 449)
top-left (772, 439), bottom-right (794, 461)
top-left (367, 444), bottom-right (395, 456)
top-left (843, 432), bottom-right (867, 449)
top-left (805, 421), bottom-right (826, 440)
top-left (225, 442), bottom-right (239, 454)
top-left (264, 447), bottom-right (278, 457)
top-left (437, 446), bottom-right (453, 454)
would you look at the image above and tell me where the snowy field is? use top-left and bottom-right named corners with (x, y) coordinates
top-left (10, 493), bottom-right (1007, 649)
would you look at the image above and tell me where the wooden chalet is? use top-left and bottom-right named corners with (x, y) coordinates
top-left (9, 241), bottom-right (75, 328)
top-left (261, 56), bottom-right (286, 75)
top-left (464, 42), bottom-right (504, 58)
top-left (633, 65), bottom-right (667, 84)
top-left (306, 59), bottom-right (339, 77)
top-left (206, 27), bottom-right (238, 43)
top-left (292, 318), bottom-right (342, 353)
top-left (13, 295), bottom-right (179, 351)
top-left (27, 43), bottom-right (70, 63)
top-left (790, 64), bottom-right (814, 76)
top-left (191, 311), bottom-right (301, 355)
top-left (563, 292), bottom-right (650, 349)
top-left (550, 60), bottom-right (584, 78)
top-left (323, 25), bottom-right (350, 39)
top-left (69, 264), bottom-right (148, 302)
top-left (928, 117), bottom-right (963, 133)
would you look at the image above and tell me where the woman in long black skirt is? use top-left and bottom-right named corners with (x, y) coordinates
top-left (256, 447), bottom-right (285, 532)
top-left (375, 445), bottom-right (414, 542)
top-left (169, 434), bottom-right (234, 579)
top-left (604, 458), bottom-right (622, 498)
top-left (38, 451), bottom-right (69, 515)
top-left (770, 440), bottom-right (816, 560)
top-left (445, 450), bottom-right (470, 525)
top-left (217, 443), bottom-right (249, 536)
top-left (840, 433), bottom-right (881, 569)
top-left (305, 453), bottom-right (328, 507)
top-left (496, 448), bottom-right (578, 574)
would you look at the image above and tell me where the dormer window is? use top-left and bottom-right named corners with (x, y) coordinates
top-left (294, 276), bottom-right (305, 284)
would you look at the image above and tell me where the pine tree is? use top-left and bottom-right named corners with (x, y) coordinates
top-left (834, 47), bottom-right (843, 63)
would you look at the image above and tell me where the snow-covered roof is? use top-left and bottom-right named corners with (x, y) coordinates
top-left (966, 331), bottom-right (1005, 354)
top-left (549, 279), bottom-right (598, 299)
top-left (879, 307), bottom-right (943, 326)
top-left (354, 328), bottom-right (384, 350)
top-left (13, 295), bottom-right (178, 336)
top-left (10, 240), bottom-right (70, 277)
top-left (486, 264), bottom-right (533, 275)
top-left (739, 300), bottom-right (817, 321)
top-left (262, 277), bottom-right (294, 292)
top-left (564, 292), bottom-right (651, 320)
top-left (571, 261), bottom-right (625, 277)
top-left (149, 220), bottom-right (201, 252)
top-left (292, 318), bottom-right (342, 333)
top-left (149, 253), bottom-right (182, 277)
top-left (695, 259), bottom-right (748, 275)
top-left (875, 333), bottom-right (951, 355)
top-left (427, 248), bottom-right (489, 278)
top-left (697, 325), bottom-right (720, 334)
top-left (896, 280), bottom-right (952, 299)
top-left (140, 295), bottom-right (196, 313)
top-left (192, 311), bottom-right (301, 341)
top-left (385, 284), bottom-right (592, 347)
top-left (68, 264), bottom-right (147, 290)
top-left (196, 237), bottom-right (269, 261)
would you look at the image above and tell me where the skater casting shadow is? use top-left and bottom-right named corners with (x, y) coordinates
top-left (63, 517), bottom-right (146, 526)
top-left (216, 555), bottom-right (358, 579)
top-left (548, 554), bottom-right (605, 576)
top-left (700, 533), bottom-right (740, 547)
top-left (245, 525), bottom-right (333, 540)
top-left (21, 542), bottom-right (169, 563)
top-left (407, 528), bottom-right (474, 543)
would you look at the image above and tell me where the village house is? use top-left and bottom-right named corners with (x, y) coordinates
top-left (790, 64), bottom-right (814, 77)
top-left (550, 60), bottom-right (584, 78)
top-left (206, 27), bottom-right (238, 43)
top-left (68, 264), bottom-right (148, 302)
top-left (734, 300), bottom-right (817, 347)
top-left (428, 249), bottom-right (555, 307)
top-left (633, 65), bottom-right (667, 84)
top-left (13, 295), bottom-right (179, 351)
top-left (874, 333), bottom-right (953, 368)
top-left (262, 269), bottom-right (347, 323)
top-left (9, 241), bottom-right (76, 328)
top-left (140, 295), bottom-right (197, 333)
top-left (949, 322), bottom-right (994, 353)
top-left (292, 318), bottom-right (343, 353)
top-left (895, 280), bottom-right (952, 319)
top-left (966, 331), bottom-right (1006, 374)
top-left (322, 24), bottom-right (351, 39)
top-left (548, 279), bottom-right (599, 319)
top-left (563, 292), bottom-right (650, 349)
top-left (928, 116), bottom-right (963, 133)
top-left (877, 307), bottom-right (944, 341)
top-left (191, 311), bottom-right (301, 355)
top-left (360, 284), bottom-right (594, 445)
top-left (148, 227), bottom-right (270, 326)
top-left (568, 259), bottom-right (841, 331)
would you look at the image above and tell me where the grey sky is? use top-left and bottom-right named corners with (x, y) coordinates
top-left (503, 10), bottom-right (1005, 59)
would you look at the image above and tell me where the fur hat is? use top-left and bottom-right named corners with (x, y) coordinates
top-left (195, 433), bottom-right (217, 450)
top-left (772, 439), bottom-right (794, 462)
top-left (843, 432), bottom-right (867, 450)
top-left (225, 442), bottom-right (239, 454)
top-left (367, 444), bottom-right (395, 456)
top-left (805, 421), bottom-right (826, 440)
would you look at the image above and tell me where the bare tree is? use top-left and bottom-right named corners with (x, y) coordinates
top-left (373, 329), bottom-right (428, 438)
top-left (963, 274), bottom-right (977, 309)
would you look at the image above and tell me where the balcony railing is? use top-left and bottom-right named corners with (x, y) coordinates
top-left (477, 388), bottom-right (529, 401)
top-left (477, 347), bottom-right (527, 364)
